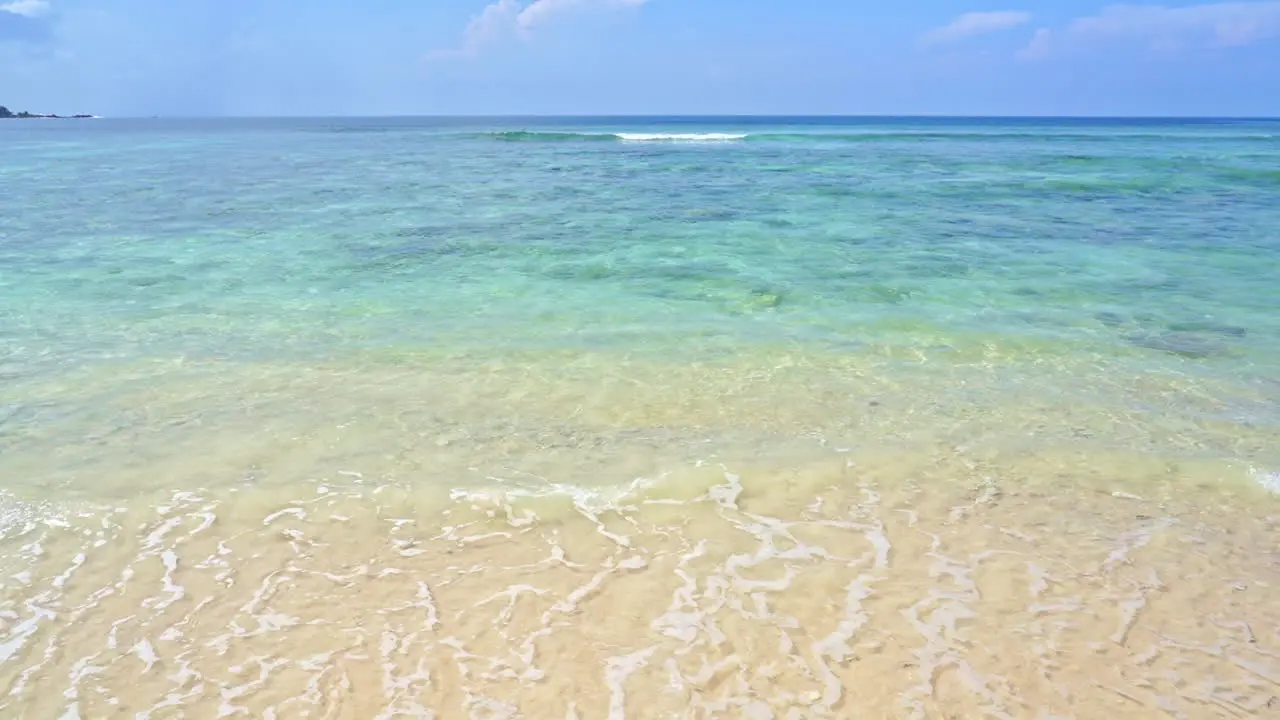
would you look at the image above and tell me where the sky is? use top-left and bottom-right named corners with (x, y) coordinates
top-left (2, 0), bottom-right (1279, 116)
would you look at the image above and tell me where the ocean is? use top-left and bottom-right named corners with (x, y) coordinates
top-left (1, 116), bottom-right (1278, 717)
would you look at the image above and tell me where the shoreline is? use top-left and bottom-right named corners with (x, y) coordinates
top-left (1, 442), bottom-right (1276, 717)
top-left (3, 347), bottom-right (1277, 501)
top-left (1, 113), bottom-right (1277, 717)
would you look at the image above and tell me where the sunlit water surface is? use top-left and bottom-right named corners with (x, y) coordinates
top-left (1, 117), bottom-right (1278, 718)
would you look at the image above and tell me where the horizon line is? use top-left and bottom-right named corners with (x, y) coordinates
top-left (47, 113), bottom-right (1280, 121)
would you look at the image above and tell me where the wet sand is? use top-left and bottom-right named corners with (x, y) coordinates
top-left (1, 352), bottom-right (1277, 718)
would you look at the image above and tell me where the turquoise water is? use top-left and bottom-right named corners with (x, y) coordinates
top-left (3, 117), bottom-right (1280, 718)
top-left (3, 117), bottom-right (1278, 363)
top-left (3, 117), bottom-right (1279, 453)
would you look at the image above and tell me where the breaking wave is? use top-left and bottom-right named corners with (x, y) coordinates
top-left (479, 130), bottom-right (1279, 144)
top-left (616, 132), bottom-right (748, 142)
top-left (1253, 467), bottom-right (1280, 493)
top-left (486, 131), bottom-right (748, 143)
top-left (486, 130), bottom-right (623, 142)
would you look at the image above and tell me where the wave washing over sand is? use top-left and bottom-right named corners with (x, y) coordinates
top-left (3, 116), bottom-right (1280, 717)
top-left (2, 451), bottom-right (1279, 719)
top-left (0, 353), bottom-right (1278, 718)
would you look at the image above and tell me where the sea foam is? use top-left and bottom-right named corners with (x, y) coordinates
top-left (614, 132), bottom-right (747, 142)
top-left (1252, 468), bottom-right (1280, 493)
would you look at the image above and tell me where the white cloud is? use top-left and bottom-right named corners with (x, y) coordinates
top-left (516, 0), bottom-right (647, 32)
top-left (921, 11), bottom-right (1032, 46)
top-left (446, 0), bottom-right (522, 57)
top-left (1019, 2), bottom-right (1280, 58)
top-left (1017, 28), bottom-right (1053, 59)
top-left (432, 0), bottom-right (649, 58)
top-left (0, 0), bottom-right (51, 17)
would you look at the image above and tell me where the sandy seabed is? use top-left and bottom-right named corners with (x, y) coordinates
top-left (1, 353), bottom-right (1277, 718)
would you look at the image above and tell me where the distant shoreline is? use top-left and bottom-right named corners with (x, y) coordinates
top-left (0, 106), bottom-right (96, 119)
top-left (0, 114), bottom-right (97, 119)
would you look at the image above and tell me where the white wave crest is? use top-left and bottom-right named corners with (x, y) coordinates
top-left (1251, 468), bottom-right (1280, 494)
top-left (614, 132), bottom-right (747, 143)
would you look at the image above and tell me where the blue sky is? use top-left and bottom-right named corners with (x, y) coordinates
top-left (2, 0), bottom-right (1279, 116)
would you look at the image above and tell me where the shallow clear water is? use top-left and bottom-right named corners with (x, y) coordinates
top-left (1, 117), bottom-right (1278, 718)
top-left (4, 118), bottom-right (1279, 366)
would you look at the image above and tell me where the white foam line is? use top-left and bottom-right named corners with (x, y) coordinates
top-left (862, 521), bottom-right (892, 569)
top-left (1158, 633), bottom-right (1280, 688)
top-left (0, 598), bottom-right (56, 664)
top-left (702, 472), bottom-right (744, 509)
top-left (282, 652), bottom-right (336, 716)
top-left (51, 553), bottom-right (86, 589)
top-left (989, 524), bottom-right (1037, 542)
top-left (1027, 562), bottom-right (1052, 598)
top-left (1130, 645), bottom-right (1161, 666)
top-left (462, 694), bottom-right (516, 720)
top-left (300, 564), bottom-right (370, 586)
top-left (162, 596), bottom-right (214, 645)
top-left (502, 503), bottom-right (537, 528)
top-left (471, 584), bottom-right (548, 627)
top-left (652, 540), bottom-right (709, 643)
top-left (458, 531), bottom-right (513, 545)
top-left (604, 647), bottom-right (657, 720)
top-left (151, 550), bottom-right (186, 611)
top-left (169, 491), bottom-right (203, 507)
top-left (379, 581), bottom-right (441, 632)
top-left (1211, 619), bottom-right (1256, 646)
top-left (378, 629), bottom-right (434, 718)
top-left (252, 613), bottom-right (300, 633)
top-left (726, 558), bottom-right (796, 592)
top-left (1028, 600), bottom-right (1085, 616)
top-left (234, 569), bottom-right (288, 618)
top-left (1229, 655), bottom-right (1280, 685)
top-left (1103, 519), bottom-right (1173, 573)
top-left (575, 506), bottom-right (630, 548)
top-left (546, 568), bottom-right (613, 618)
top-left (810, 572), bottom-right (878, 709)
top-left (8, 616), bottom-right (61, 700)
top-left (683, 654), bottom-right (742, 691)
top-left (185, 510), bottom-right (217, 538)
top-left (216, 656), bottom-right (288, 718)
top-left (1250, 468), bottom-right (1280, 494)
top-left (106, 615), bottom-right (134, 651)
top-left (62, 654), bottom-right (105, 710)
top-left (133, 638), bottom-right (159, 673)
top-left (392, 537), bottom-right (426, 557)
top-left (512, 627), bottom-right (552, 681)
top-left (617, 556), bottom-right (647, 570)
top-left (505, 539), bottom-right (583, 571)
top-left (438, 636), bottom-right (477, 681)
top-left (433, 523), bottom-right (464, 542)
top-left (19, 539), bottom-right (44, 559)
top-left (954, 660), bottom-right (1016, 719)
top-left (194, 543), bottom-right (232, 573)
top-left (1104, 570), bottom-right (1163, 649)
top-left (900, 548), bottom-right (983, 717)
top-left (262, 507), bottom-right (307, 526)
top-left (143, 517), bottom-right (184, 549)
top-left (721, 515), bottom-right (827, 592)
top-left (616, 132), bottom-right (747, 142)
